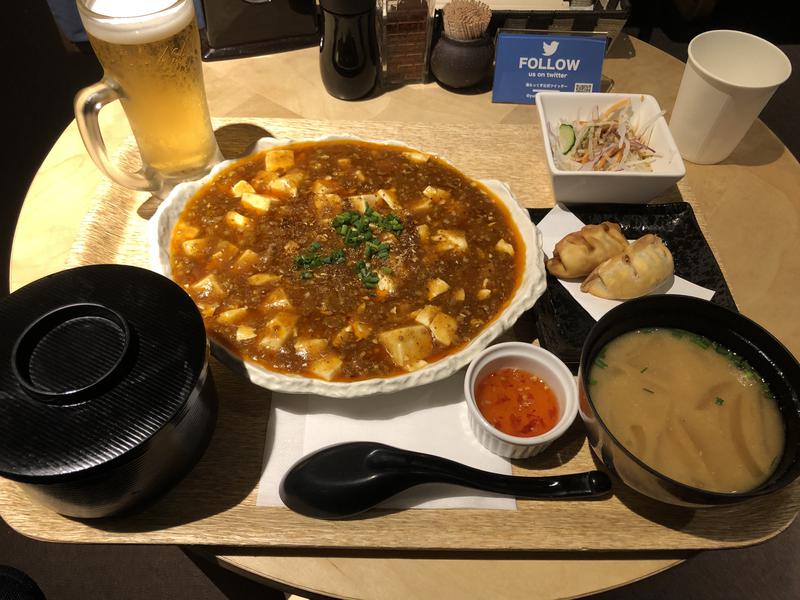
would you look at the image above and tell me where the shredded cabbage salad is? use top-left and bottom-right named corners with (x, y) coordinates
top-left (548, 98), bottom-right (665, 172)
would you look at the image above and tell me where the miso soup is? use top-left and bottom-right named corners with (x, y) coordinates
top-left (589, 328), bottom-right (784, 493)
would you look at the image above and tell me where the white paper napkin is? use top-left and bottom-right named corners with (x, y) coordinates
top-left (537, 205), bottom-right (715, 321)
top-left (256, 369), bottom-right (516, 510)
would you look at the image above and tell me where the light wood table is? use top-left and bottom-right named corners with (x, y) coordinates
top-left (9, 35), bottom-right (800, 599)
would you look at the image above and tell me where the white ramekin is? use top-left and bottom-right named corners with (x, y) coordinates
top-left (464, 342), bottom-right (578, 459)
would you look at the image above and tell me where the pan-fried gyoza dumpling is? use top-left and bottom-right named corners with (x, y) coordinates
top-left (546, 222), bottom-right (628, 279)
top-left (581, 234), bottom-right (674, 300)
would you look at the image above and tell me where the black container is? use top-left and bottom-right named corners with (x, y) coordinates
top-left (201, 0), bottom-right (318, 60)
top-left (579, 295), bottom-right (800, 507)
top-left (0, 265), bottom-right (217, 518)
top-left (430, 34), bottom-right (494, 89)
top-left (319, 0), bottom-right (378, 100)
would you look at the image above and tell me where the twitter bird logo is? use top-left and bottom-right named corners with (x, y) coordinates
top-left (542, 40), bottom-right (559, 56)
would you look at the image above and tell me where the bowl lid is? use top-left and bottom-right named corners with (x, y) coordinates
top-left (0, 265), bottom-right (207, 482)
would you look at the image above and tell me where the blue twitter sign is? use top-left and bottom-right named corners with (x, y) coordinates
top-left (492, 31), bottom-right (606, 104)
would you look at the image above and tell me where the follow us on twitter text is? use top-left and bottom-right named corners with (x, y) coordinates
top-left (492, 31), bottom-right (606, 104)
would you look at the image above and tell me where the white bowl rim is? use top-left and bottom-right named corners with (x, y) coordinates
top-left (147, 134), bottom-right (547, 398)
top-left (463, 341), bottom-right (578, 446)
top-left (536, 91), bottom-right (686, 178)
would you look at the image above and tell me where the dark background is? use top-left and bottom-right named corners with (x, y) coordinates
top-left (2, 1), bottom-right (798, 598)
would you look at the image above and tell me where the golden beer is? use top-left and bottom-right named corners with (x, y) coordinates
top-left (77, 0), bottom-right (219, 185)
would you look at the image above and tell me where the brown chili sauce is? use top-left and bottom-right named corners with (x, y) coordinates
top-left (170, 141), bottom-right (524, 381)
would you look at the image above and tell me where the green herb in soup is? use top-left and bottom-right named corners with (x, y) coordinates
top-left (589, 328), bottom-right (784, 493)
top-left (170, 141), bottom-right (523, 381)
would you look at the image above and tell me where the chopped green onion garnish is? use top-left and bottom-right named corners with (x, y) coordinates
top-left (354, 260), bottom-right (381, 289)
top-left (688, 334), bottom-right (711, 349)
top-left (331, 209), bottom-right (404, 286)
top-left (295, 243), bottom-right (346, 278)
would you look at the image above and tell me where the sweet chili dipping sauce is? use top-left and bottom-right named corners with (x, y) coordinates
top-left (475, 368), bottom-right (559, 437)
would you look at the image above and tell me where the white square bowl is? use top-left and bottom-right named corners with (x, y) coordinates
top-left (536, 92), bottom-right (686, 204)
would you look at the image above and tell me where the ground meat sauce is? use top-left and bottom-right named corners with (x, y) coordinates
top-left (170, 140), bottom-right (524, 381)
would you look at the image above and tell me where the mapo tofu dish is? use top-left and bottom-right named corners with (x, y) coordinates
top-left (170, 140), bottom-right (524, 382)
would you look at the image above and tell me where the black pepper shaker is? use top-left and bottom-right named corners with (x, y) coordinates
top-left (319, 0), bottom-right (378, 100)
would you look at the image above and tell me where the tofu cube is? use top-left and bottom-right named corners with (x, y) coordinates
top-left (403, 151), bottom-right (429, 164)
top-left (294, 338), bottom-right (329, 360)
top-left (233, 249), bottom-right (259, 272)
top-left (195, 302), bottom-right (218, 318)
top-left (312, 179), bottom-right (339, 195)
top-left (265, 149), bottom-right (295, 172)
top-left (429, 312), bottom-right (458, 346)
top-left (495, 239), bottom-right (515, 256)
top-left (314, 193), bottom-right (343, 219)
top-left (235, 326), bottom-right (257, 342)
top-left (427, 278), bottom-right (450, 300)
top-left (240, 192), bottom-right (272, 214)
top-left (262, 287), bottom-right (292, 310)
top-left (412, 305), bottom-right (458, 346)
top-left (377, 188), bottom-right (400, 210)
top-left (217, 307), bottom-right (248, 325)
top-left (413, 305), bottom-right (440, 328)
top-left (267, 170), bottom-right (304, 198)
top-left (431, 229), bottom-right (467, 252)
top-left (182, 238), bottom-right (210, 257)
top-left (247, 273), bottom-right (282, 286)
top-left (258, 311), bottom-right (299, 351)
top-left (410, 197), bottom-right (432, 213)
top-left (190, 274), bottom-right (226, 302)
top-left (225, 210), bottom-right (252, 232)
top-left (206, 240), bottom-right (239, 270)
top-left (378, 325), bottom-right (433, 368)
top-left (422, 186), bottom-right (450, 201)
top-left (308, 354), bottom-right (344, 381)
top-left (175, 223), bottom-right (200, 239)
top-left (347, 193), bottom-right (381, 213)
top-left (232, 180), bottom-right (255, 197)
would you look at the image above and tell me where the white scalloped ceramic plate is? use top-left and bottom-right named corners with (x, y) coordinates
top-left (148, 135), bottom-right (546, 397)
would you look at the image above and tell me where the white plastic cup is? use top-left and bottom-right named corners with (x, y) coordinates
top-left (668, 30), bottom-right (791, 164)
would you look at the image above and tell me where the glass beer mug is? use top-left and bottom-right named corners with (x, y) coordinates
top-left (75, 0), bottom-right (221, 193)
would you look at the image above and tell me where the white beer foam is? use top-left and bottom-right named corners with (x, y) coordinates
top-left (83, 0), bottom-right (194, 45)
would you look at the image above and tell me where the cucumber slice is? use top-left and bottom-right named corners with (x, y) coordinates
top-left (558, 124), bottom-right (576, 155)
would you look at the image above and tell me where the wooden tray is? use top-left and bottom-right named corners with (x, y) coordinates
top-left (1, 117), bottom-right (797, 550)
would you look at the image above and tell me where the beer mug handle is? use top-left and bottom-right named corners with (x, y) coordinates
top-left (75, 81), bottom-right (161, 192)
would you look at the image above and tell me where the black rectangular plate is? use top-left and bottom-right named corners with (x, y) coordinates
top-left (526, 203), bottom-right (737, 371)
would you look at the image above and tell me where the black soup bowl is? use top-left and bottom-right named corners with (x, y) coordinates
top-left (578, 295), bottom-right (800, 507)
top-left (0, 265), bottom-right (217, 518)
